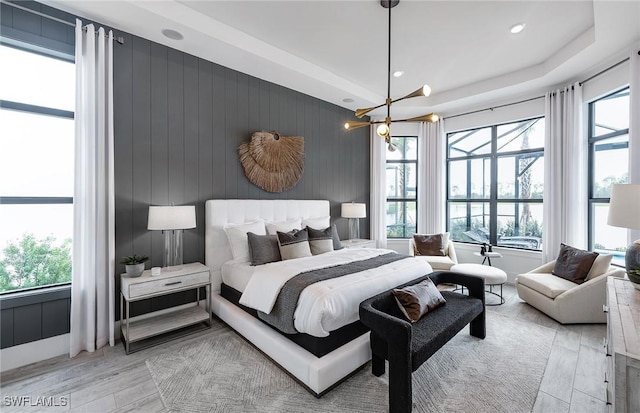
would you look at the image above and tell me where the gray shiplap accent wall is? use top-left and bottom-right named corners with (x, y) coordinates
top-left (113, 35), bottom-right (370, 317)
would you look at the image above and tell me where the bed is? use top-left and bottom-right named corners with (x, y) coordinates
top-left (205, 199), bottom-right (431, 396)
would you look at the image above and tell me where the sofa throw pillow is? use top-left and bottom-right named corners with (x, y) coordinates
top-left (585, 253), bottom-right (613, 281)
top-left (552, 243), bottom-right (599, 284)
top-left (277, 228), bottom-right (312, 260)
top-left (413, 233), bottom-right (446, 256)
top-left (306, 226), bottom-right (335, 255)
top-left (392, 278), bottom-right (446, 323)
top-left (247, 232), bottom-right (281, 266)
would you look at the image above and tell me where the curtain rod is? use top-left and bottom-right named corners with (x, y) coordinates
top-left (0, 0), bottom-right (124, 44)
top-left (444, 51), bottom-right (638, 121)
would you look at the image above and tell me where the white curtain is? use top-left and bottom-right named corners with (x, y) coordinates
top-left (70, 20), bottom-right (116, 357)
top-left (370, 127), bottom-right (387, 248)
top-left (629, 48), bottom-right (640, 243)
top-left (542, 82), bottom-right (587, 262)
top-left (418, 121), bottom-right (445, 234)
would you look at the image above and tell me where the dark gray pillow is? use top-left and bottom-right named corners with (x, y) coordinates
top-left (413, 234), bottom-right (446, 256)
top-left (392, 278), bottom-right (446, 323)
top-left (307, 226), bottom-right (335, 255)
top-left (552, 243), bottom-right (598, 284)
top-left (276, 228), bottom-right (312, 260)
top-left (247, 232), bottom-right (281, 266)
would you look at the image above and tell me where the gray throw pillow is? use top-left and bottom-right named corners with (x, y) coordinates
top-left (552, 243), bottom-right (599, 284)
top-left (247, 232), bottom-right (281, 266)
top-left (413, 234), bottom-right (446, 256)
top-left (276, 228), bottom-right (312, 260)
top-left (330, 224), bottom-right (343, 250)
top-left (306, 226), bottom-right (335, 255)
top-left (392, 278), bottom-right (446, 323)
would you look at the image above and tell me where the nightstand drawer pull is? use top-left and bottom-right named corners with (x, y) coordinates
top-left (165, 281), bottom-right (182, 286)
top-left (603, 305), bottom-right (608, 313)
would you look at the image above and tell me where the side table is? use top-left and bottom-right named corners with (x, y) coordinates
top-left (473, 251), bottom-right (503, 266)
top-left (342, 239), bottom-right (376, 249)
top-left (120, 262), bottom-right (212, 354)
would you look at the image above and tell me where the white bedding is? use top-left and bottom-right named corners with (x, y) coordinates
top-left (221, 260), bottom-right (256, 292)
top-left (238, 248), bottom-right (432, 337)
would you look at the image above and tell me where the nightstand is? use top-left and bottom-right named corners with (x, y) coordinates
top-left (120, 262), bottom-right (212, 354)
top-left (342, 238), bottom-right (376, 249)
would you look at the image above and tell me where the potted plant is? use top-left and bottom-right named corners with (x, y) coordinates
top-left (628, 267), bottom-right (640, 290)
top-left (121, 255), bottom-right (149, 277)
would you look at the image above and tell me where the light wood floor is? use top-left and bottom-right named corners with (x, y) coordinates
top-left (0, 284), bottom-right (608, 413)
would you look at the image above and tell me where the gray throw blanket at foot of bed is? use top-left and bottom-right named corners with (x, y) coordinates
top-left (258, 252), bottom-right (409, 334)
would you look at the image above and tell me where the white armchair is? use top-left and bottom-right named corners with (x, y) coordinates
top-left (409, 238), bottom-right (458, 270)
top-left (515, 258), bottom-right (625, 324)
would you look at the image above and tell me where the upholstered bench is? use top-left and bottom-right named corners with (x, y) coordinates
top-left (359, 271), bottom-right (486, 413)
top-left (451, 263), bottom-right (508, 305)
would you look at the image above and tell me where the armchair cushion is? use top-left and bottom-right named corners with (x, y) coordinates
top-left (552, 243), bottom-right (598, 284)
top-left (413, 234), bottom-right (446, 256)
top-left (392, 278), bottom-right (446, 322)
top-left (586, 254), bottom-right (613, 281)
top-left (516, 273), bottom-right (578, 299)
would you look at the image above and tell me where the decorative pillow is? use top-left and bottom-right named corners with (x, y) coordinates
top-left (585, 253), bottom-right (613, 281)
top-left (413, 233), bottom-right (446, 256)
top-left (302, 216), bottom-right (330, 230)
top-left (223, 220), bottom-right (266, 262)
top-left (392, 278), bottom-right (446, 323)
top-left (247, 232), bottom-right (281, 266)
top-left (265, 218), bottom-right (302, 235)
top-left (306, 226), bottom-right (335, 255)
top-left (552, 243), bottom-right (599, 284)
top-left (276, 228), bottom-right (312, 260)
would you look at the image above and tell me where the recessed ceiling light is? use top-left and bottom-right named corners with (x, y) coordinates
top-left (342, 98), bottom-right (354, 103)
top-left (162, 29), bottom-right (184, 40)
top-left (510, 23), bottom-right (525, 34)
top-left (393, 71), bottom-right (404, 77)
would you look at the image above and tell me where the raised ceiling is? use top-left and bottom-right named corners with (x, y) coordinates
top-left (45, 0), bottom-right (640, 118)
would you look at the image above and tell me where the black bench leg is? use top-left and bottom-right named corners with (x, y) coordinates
top-left (470, 312), bottom-right (486, 339)
top-left (388, 354), bottom-right (412, 413)
top-left (372, 354), bottom-right (385, 377)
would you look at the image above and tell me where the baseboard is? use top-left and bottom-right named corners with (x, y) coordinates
top-left (0, 334), bottom-right (70, 372)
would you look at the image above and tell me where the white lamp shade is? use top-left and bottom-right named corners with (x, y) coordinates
top-left (341, 203), bottom-right (366, 219)
top-left (607, 184), bottom-right (640, 230)
top-left (148, 205), bottom-right (196, 230)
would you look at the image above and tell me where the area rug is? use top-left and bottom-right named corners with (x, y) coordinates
top-left (146, 312), bottom-right (555, 413)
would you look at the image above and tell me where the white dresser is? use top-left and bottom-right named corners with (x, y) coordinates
top-left (605, 277), bottom-right (640, 412)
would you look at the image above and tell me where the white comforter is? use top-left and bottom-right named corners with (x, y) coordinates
top-left (239, 248), bottom-right (432, 337)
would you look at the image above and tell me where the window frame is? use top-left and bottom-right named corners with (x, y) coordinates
top-left (446, 117), bottom-right (544, 250)
top-left (386, 135), bottom-right (418, 239)
top-left (587, 87), bottom-right (630, 253)
top-left (0, 42), bottom-right (75, 294)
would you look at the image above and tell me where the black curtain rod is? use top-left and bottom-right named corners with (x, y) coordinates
top-left (1, 0), bottom-right (124, 44)
top-left (445, 51), bottom-right (638, 121)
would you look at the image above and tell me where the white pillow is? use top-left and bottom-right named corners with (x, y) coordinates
top-left (302, 216), bottom-right (331, 229)
top-left (224, 220), bottom-right (266, 262)
top-left (265, 218), bottom-right (302, 235)
top-left (585, 253), bottom-right (613, 281)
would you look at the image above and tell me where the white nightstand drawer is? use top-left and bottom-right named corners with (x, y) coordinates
top-left (127, 270), bottom-right (209, 299)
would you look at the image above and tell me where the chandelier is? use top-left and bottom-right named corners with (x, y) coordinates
top-left (344, 0), bottom-right (439, 151)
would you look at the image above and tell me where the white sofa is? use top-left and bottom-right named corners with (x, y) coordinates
top-left (409, 238), bottom-right (458, 270)
top-left (515, 258), bottom-right (625, 324)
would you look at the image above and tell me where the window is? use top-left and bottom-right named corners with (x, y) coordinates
top-left (0, 44), bottom-right (75, 293)
top-left (386, 136), bottom-right (417, 238)
top-left (588, 88), bottom-right (629, 265)
top-left (447, 118), bottom-right (545, 250)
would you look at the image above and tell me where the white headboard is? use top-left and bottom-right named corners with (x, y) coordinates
top-left (205, 199), bottom-right (330, 293)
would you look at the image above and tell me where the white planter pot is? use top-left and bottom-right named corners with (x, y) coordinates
top-left (125, 263), bottom-right (145, 277)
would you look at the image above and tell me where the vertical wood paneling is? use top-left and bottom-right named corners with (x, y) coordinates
top-left (211, 64), bottom-right (226, 199)
top-left (41, 299), bottom-right (69, 338)
top-left (197, 60), bottom-right (213, 263)
top-left (167, 48), bottom-right (185, 206)
top-left (183, 54), bottom-right (199, 265)
top-left (1, 309), bottom-right (14, 348)
top-left (13, 304), bottom-right (41, 345)
top-left (224, 69), bottom-right (238, 198)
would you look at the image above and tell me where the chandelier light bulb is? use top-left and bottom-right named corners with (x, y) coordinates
top-left (377, 124), bottom-right (390, 138)
top-left (421, 84), bottom-right (431, 97)
top-left (344, 122), bottom-right (350, 130)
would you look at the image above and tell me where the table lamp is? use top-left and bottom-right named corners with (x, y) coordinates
top-left (341, 202), bottom-right (366, 240)
top-left (607, 184), bottom-right (640, 288)
top-left (148, 205), bottom-right (196, 268)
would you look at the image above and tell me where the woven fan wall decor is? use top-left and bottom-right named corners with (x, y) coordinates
top-left (238, 131), bottom-right (304, 193)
